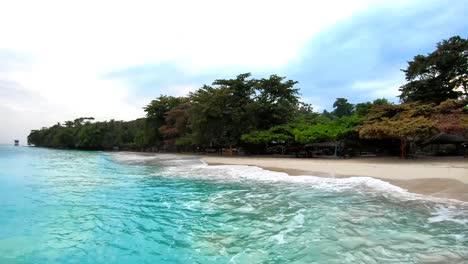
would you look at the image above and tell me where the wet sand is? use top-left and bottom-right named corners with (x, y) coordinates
top-left (202, 156), bottom-right (468, 202)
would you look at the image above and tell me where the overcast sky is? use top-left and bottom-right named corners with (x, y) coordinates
top-left (0, 0), bottom-right (467, 144)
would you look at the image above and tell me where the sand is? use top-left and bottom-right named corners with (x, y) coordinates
top-left (202, 156), bottom-right (468, 202)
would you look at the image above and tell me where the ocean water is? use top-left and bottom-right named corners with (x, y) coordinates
top-left (0, 146), bottom-right (467, 264)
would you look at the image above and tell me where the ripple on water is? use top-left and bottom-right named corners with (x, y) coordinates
top-left (0, 147), bottom-right (467, 263)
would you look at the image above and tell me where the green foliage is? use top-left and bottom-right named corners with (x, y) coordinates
top-left (28, 73), bottom-right (302, 150)
top-left (358, 103), bottom-right (439, 141)
top-left (355, 98), bottom-right (391, 117)
top-left (175, 135), bottom-right (194, 146)
top-left (143, 96), bottom-right (187, 146)
top-left (27, 35), bottom-right (468, 157)
top-left (189, 73), bottom-right (300, 147)
top-left (52, 128), bottom-right (75, 148)
top-left (357, 101), bottom-right (452, 158)
top-left (240, 97), bottom-right (394, 149)
top-left (241, 125), bottom-right (295, 144)
top-left (321, 110), bottom-right (335, 120)
top-left (189, 84), bottom-right (247, 147)
top-left (252, 75), bottom-right (300, 129)
top-left (27, 118), bottom-right (147, 150)
top-left (241, 112), bottom-right (359, 145)
top-left (293, 116), bottom-right (359, 144)
top-left (332, 98), bottom-right (354, 117)
top-left (399, 36), bottom-right (468, 103)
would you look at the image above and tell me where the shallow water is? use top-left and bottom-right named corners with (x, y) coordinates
top-left (0, 146), bottom-right (467, 263)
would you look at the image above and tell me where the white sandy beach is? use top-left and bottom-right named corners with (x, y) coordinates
top-left (203, 156), bottom-right (468, 202)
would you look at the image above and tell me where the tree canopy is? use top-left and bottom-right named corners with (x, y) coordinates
top-left (28, 118), bottom-right (146, 150)
top-left (399, 36), bottom-right (468, 104)
top-left (332, 98), bottom-right (354, 117)
top-left (358, 99), bottom-right (468, 158)
top-left (28, 36), bottom-right (468, 158)
top-left (188, 73), bottom-right (300, 147)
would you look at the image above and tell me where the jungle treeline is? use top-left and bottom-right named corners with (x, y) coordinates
top-left (28, 36), bottom-right (468, 158)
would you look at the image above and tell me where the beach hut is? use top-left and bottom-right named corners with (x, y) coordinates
top-left (304, 141), bottom-right (342, 157)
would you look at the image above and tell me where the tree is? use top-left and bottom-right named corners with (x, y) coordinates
top-left (252, 75), bottom-right (300, 129)
top-left (241, 112), bottom-right (359, 149)
top-left (240, 112), bottom-right (320, 153)
top-left (52, 128), bottom-right (75, 148)
top-left (73, 117), bottom-right (95, 126)
top-left (189, 73), bottom-right (301, 147)
top-left (143, 96), bottom-right (187, 147)
top-left (75, 123), bottom-right (104, 149)
top-left (355, 98), bottom-right (391, 117)
top-left (159, 104), bottom-right (190, 148)
top-left (399, 36), bottom-right (468, 104)
top-left (332, 98), bottom-right (354, 117)
top-left (241, 125), bottom-right (294, 145)
top-left (321, 110), bottom-right (335, 119)
top-left (189, 83), bottom-right (252, 147)
top-left (433, 99), bottom-right (468, 134)
top-left (293, 116), bottom-right (358, 144)
top-left (358, 103), bottom-right (438, 159)
top-left (28, 129), bottom-right (46, 146)
top-left (27, 117), bottom-right (147, 150)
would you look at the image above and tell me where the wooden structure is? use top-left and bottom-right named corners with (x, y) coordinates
top-left (304, 141), bottom-right (342, 157)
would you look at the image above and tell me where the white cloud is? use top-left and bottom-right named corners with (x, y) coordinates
top-left (350, 74), bottom-right (405, 100)
top-left (0, 0), bottom-right (375, 71)
top-left (300, 96), bottom-right (323, 112)
top-left (0, 0), bottom-right (380, 143)
top-left (166, 85), bottom-right (199, 97)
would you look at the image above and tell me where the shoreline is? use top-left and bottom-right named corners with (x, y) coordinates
top-left (202, 156), bottom-right (468, 202)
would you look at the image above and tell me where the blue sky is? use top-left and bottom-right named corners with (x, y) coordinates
top-left (105, 0), bottom-right (467, 110)
top-left (0, 0), bottom-right (467, 143)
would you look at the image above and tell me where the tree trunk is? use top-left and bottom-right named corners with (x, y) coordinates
top-left (400, 138), bottom-right (406, 159)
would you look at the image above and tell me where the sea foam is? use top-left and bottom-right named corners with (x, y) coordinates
top-left (110, 152), bottom-right (468, 225)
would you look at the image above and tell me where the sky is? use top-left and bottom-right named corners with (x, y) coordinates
top-left (0, 0), bottom-right (467, 144)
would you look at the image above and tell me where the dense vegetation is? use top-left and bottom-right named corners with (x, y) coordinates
top-left (28, 36), bottom-right (468, 158)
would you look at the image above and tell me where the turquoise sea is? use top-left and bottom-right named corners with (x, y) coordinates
top-left (0, 145), bottom-right (467, 263)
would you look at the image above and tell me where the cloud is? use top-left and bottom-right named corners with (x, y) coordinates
top-left (300, 96), bottom-right (323, 112)
top-left (0, 0), bottom-right (374, 72)
top-left (0, 0), bottom-right (467, 143)
top-left (0, 50), bottom-right (145, 143)
top-left (0, 0), bottom-right (379, 143)
top-left (350, 75), bottom-right (405, 99)
top-left (283, 0), bottom-right (468, 107)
